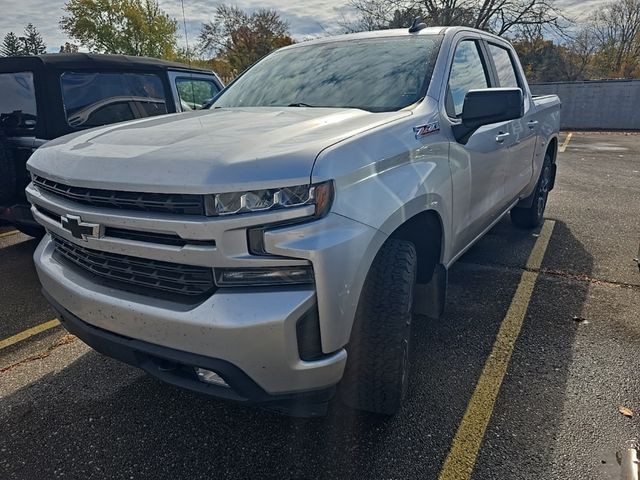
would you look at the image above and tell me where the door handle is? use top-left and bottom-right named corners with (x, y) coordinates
top-left (495, 132), bottom-right (510, 144)
top-left (527, 120), bottom-right (539, 129)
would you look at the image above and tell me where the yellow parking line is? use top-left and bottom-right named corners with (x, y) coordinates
top-left (0, 230), bottom-right (19, 239)
top-left (0, 319), bottom-right (61, 351)
top-left (559, 132), bottom-right (573, 153)
top-left (438, 220), bottom-right (556, 480)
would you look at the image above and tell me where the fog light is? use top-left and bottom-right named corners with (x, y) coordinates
top-left (195, 368), bottom-right (229, 387)
top-left (215, 266), bottom-right (314, 286)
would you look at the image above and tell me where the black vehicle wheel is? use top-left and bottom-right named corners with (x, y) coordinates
top-left (511, 152), bottom-right (553, 229)
top-left (15, 224), bottom-right (45, 239)
top-left (340, 238), bottom-right (417, 415)
top-left (0, 140), bottom-right (17, 203)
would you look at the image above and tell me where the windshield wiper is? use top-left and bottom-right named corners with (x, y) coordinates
top-left (287, 102), bottom-right (320, 108)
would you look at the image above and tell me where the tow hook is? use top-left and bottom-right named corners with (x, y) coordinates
top-left (619, 440), bottom-right (640, 480)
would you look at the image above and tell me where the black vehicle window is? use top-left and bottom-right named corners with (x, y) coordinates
top-left (211, 36), bottom-right (440, 112)
top-left (176, 78), bottom-right (220, 111)
top-left (446, 40), bottom-right (490, 117)
top-left (488, 43), bottom-right (519, 88)
top-left (0, 71), bottom-right (37, 133)
top-left (60, 72), bottom-right (167, 129)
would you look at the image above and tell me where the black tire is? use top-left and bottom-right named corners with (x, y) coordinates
top-left (340, 238), bottom-right (417, 415)
top-left (15, 224), bottom-right (45, 239)
top-left (511, 152), bottom-right (553, 229)
top-left (0, 140), bottom-right (17, 203)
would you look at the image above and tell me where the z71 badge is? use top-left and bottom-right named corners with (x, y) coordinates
top-left (413, 122), bottom-right (440, 139)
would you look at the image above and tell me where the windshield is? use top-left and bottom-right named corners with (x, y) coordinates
top-left (212, 36), bottom-right (441, 112)
top-left (0, 71), bottom-right (37, 134)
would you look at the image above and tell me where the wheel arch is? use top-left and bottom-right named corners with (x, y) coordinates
top-left (388, 209), bottom-right (444, 285)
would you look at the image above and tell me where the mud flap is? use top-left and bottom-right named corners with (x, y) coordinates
top-left (413, 264), bottom-right (447, 319)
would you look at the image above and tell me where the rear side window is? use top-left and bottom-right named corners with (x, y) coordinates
top-left (0, 71), bottom-right (37, 133)
top-left (488, 44), bottom-right (519, 88)
top-left (60, 72), bottom-right (168, 129)
top-left (446, 40), bottom-right (490, 117)
top-left (176, 78), bottom-right (220, 111)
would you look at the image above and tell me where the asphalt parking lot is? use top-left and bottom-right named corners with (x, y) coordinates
top-left (1, 132), bottom-right (639, 480)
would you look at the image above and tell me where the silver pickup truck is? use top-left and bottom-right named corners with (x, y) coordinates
top-left (27, 25), bottom-right (560, 416)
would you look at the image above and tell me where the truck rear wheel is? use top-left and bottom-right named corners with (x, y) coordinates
top-left (340, 238), bottom-right (417, 415)
top-left (0, 140), bottom-right (17, 203)
top-left (511, 152), bottom-right (553, 229)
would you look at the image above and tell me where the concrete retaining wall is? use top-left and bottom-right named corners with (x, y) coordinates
top-left (530, 80), bottom-right (640, 130)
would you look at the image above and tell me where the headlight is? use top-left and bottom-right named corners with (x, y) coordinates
top-left (204, 181), bottom-right (333, 217)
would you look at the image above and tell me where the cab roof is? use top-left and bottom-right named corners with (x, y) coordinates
top-left (0, 53), bottom-right (212, 74)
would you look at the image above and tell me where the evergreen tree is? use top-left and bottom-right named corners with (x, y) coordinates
top-left (1, 32), bottom-right (24, 56)
top-left (23, 23), bottom-right (46, 55)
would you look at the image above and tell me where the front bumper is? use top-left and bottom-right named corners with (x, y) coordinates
top-left (44, 290), bottom-right (336, 415)
top-left (34, 237), bottom-right (347, 397)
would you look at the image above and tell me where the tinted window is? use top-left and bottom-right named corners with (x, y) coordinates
top-left (488, 44), bottom-right (519, 88)
top-left (212, 36), bottom-right (440, 112)
top-left (447, 41), bottom-right (490, 117)
top-left (176, 78), bottom-right (220, 110)
top-left (0, 72), bottom-right (37, 133)
top-left (61, 72), bottom-right (167, 128)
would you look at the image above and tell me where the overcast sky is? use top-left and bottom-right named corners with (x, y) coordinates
top-left (0, 0), bottom-right (605, 53)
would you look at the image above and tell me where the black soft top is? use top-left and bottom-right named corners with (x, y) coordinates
top-left (0, 53), bottom-right (212, 74)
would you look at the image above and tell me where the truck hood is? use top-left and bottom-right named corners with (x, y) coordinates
top-left (28, 107), bottom-right (411, 194)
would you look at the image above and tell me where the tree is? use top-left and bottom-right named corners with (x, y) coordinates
top-left (60, 0), bottom-right (179, 58)
top-left (60, 42), bottom-right (79, 53)
top-left (23, 23), bottom-right (47, 55)
top-left (1, 32), bottom-right (24, 56)
top-left (198, 5), bottom-right (294, 73)
top-left (346, 0), bottom-right (563, 36)
top-left (590, 0), bottom-right (640, 78)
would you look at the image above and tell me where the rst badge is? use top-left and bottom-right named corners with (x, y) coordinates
top-left (413, 122), bottom-right (440, 139)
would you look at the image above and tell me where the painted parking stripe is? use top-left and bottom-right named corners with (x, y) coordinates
top-left (438, 220), bottom-right (556, 480)
top-left (0, 319), bottom-right (61, 351)
top-left (0, 230), bottom-right (19, 239)
top-left (559, 133), bottom-right (573, 153)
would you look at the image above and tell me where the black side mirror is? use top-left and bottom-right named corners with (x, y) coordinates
top-left (453, 88), bottom-right (524, 144)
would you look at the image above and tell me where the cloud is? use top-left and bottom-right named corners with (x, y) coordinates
top-left (0, 0), bottom-right (606, 54)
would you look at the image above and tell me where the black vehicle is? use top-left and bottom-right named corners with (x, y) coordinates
top-left (0, 53), bottom-right (223, 236)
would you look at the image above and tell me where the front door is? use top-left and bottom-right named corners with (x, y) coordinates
top-left (445, 38), bottom-right (512, 255)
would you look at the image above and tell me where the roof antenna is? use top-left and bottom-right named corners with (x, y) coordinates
top-left (408, 17), bottom-right (427, 33)
top-left (180, 0), bottom-right (192, 67)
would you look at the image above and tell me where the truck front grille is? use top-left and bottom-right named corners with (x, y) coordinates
top-left (33, 175), bottom-right (206, 216)
top-left (51, 234), bottom-right (216, 298)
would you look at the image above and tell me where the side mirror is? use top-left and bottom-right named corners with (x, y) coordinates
top-left (453, 88), bottom-right (524, 144)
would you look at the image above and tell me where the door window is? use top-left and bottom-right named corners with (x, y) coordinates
top-left (0, 72), bottom-right (37, 132)
top-left (175, 78), bottom-right (220, 110)
top-left (488, 44), bottom-right (519, 88)
top-left (446, 40), bottom-right (490, 117)
top-left (60, 72), bottom-right (168, 129)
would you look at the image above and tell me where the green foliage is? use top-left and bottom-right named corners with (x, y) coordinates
top-left (23, 23), bottom-right (47, 55)
top-left (60, 0), bottom-right (178, 58)
top-left (198, 5), bottom-right (294, 75)
top-left (1, 32), bottom-right (23, 56)
top-left (1, 25), bottom-right (47, 56)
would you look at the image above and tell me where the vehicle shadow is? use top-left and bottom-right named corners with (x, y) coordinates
top-left (0, 218), bottom-right (593, 480)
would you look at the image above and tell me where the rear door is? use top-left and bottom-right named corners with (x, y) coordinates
top-left (485, 41), bottom-right (538, 201)
top-left (445, 37), bottom-right (512, 255)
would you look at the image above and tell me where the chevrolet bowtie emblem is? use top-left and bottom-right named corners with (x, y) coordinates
top-left (61, 214), bottom-right (101, 241)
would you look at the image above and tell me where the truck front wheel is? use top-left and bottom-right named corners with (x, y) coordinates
top-left (339, 238), bottom-right (417, 415)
